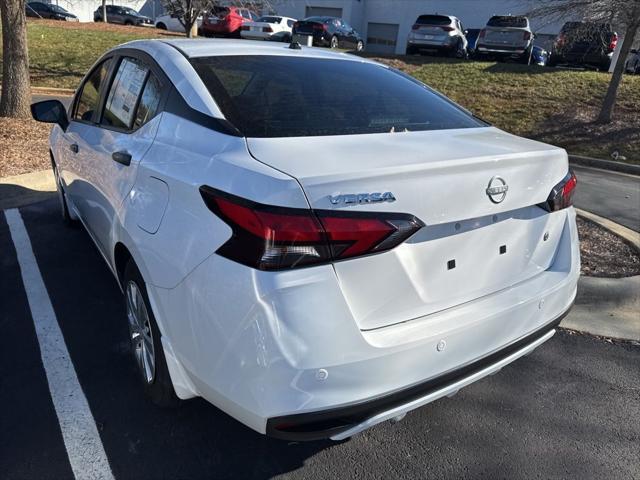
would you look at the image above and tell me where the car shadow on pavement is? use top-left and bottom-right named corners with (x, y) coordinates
top-left (0, 183), bottom-right (55, 210)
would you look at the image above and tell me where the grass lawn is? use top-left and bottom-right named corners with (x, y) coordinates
top-left (0, 19), bottom-right (639, 163)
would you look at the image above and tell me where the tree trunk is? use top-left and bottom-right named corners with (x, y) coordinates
top-left (596, 18), bottom-right (639, 123)
top-left (0, 0), bottom-right (31, 118)
top-left (102, 0), bottom-right (108, 22)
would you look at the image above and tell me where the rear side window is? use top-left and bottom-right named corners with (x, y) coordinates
top-left (191, 56), bottom-right (485, 138)
top-left (102, 57), bottom-right (149, 129)
top-left (133, 74), bottom-right (162, 129)
top-left (74, 58), bottom-right (113, 122)
top-left (416, 15), bottom-right (451, 26)
top-left (487, 16), bottom-right (528, 28)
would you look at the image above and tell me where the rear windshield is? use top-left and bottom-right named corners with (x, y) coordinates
top-left (487, 16), bottom-right (528, 28)
top-left (191, 56), bottom-right (485, 138)
top-left (258, 16), bottom-right (281, 23)
top-left (416, 15), bottom-right (451, 26)
top-left (561, 22), bottom-right (611, 34)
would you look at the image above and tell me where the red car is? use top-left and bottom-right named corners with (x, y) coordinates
top-left (200, 6), bottom-right (259, 37)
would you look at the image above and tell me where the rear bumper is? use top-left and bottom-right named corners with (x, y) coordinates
top-left (476, 44), bottom-right (528, 56)
top-left (267, 304), bottom-right (570, 441)
top-left (151, 207), bottom-right (580, 439)
top-left (407, 38), bottom-right (455, 50)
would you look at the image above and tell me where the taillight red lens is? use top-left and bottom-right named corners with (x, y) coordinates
top-left (262, 26), bottom-right (273, 32)
top-left (608, 33), bottom-right (618, 52)
top-left (539, 171), bottom-right (577, 212)
top-left (412, 24), bottom-right (420, 30)
top-left (200, 186), bottom-right (424, 271)
top-left (523, 31), bottom-right (531, 41)
top-left (240, 25), bottom-right (250, 31)
top-left (479, 29), bottom-right (486, 38)
top-left (312, 23), bottom-right (327, 31)
top-left (441, 26), bottom-right (455, 32)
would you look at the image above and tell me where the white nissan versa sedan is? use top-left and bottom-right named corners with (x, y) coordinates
top-left (31, 39), bottom-right (579, 441)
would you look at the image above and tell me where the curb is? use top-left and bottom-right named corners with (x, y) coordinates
top-left (569, 154), bottom-right (640, 176)
top-left (0, 170), bottom-right (56, 210)
top-left (575, 208), bottom-right (640, 251)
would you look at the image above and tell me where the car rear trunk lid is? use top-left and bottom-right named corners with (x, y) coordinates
top-left (246, 127), bottom-right (569, 330)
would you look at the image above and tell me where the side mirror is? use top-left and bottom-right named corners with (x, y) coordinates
top-left (31, 100), bottom-right (69, 130)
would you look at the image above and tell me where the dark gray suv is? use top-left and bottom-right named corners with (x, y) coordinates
top-left (93, 5), bottom-right (153, 26)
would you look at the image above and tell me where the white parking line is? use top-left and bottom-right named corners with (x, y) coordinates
top-left (5, 209), bottom-right (115, 480)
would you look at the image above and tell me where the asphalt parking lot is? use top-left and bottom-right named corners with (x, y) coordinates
top-left (1, 198), bottom-right (639, 480)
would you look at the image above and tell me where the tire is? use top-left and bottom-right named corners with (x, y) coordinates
top-left (451, 38), bottom-right (467, 59)
top-left (124, 20), bottom-right (133, 26)
top-left (330, 35), bottom-right (339, 49)
top-left (156, 22), bottom-right (167, 30)
top-left (124, 260), bottom-right (180, 408)
top-left (51, 157), bottom-right (78, 227)
top-left (355, 40), bottom-right (364, 52)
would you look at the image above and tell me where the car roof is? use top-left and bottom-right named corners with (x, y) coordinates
top-left (142, 38), bottom-right (370, 60)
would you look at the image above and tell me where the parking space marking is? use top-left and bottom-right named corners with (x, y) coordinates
top-left (5, 208), bottom-right (115, 480)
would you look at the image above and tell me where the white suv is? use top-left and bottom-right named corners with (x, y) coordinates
top-left (31, 39), bottom-right (579, 441)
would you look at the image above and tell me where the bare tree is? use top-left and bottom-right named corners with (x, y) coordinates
top-left (0, 0), bottom-right (31, 118)
top-left (162, 0), bottom-right (212, 37)
top-left (529, 0), bottom-right (640, 123)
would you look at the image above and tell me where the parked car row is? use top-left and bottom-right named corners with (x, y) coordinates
top-left (406, 13), bottom-right (619, 71)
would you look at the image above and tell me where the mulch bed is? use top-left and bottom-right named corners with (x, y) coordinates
top-left (577, 216), bottom-right (640, 277)
top-left (0, 118), bottom-right (51, 177)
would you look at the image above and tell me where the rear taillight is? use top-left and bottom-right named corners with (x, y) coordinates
top-left (555, 33), bottom-right (566, 46)
top-left (441, 26), bottom-right (455, 32)
top-left (200, 186), bottom-right (424, 271)
top-left (412, 24), bottom-right (420, 30)
top-left (262, 26), bottom-right (273, 32)
top-left (312, 23), bottom-right (327, 31)
top-left (240, 25), bottom-right (250, 31)
top-left (538, 171), bottom-right (577, 212)
top-left (523, 31), bottom-right (531, 41)
top-left (479, 29), bottom-right (486, 38)
top-left (608, 33), bottom-right (618, 52)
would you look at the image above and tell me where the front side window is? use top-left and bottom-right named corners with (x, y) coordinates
top-left (102, 57), bottom-right (149, 129)
top-left (74, 58), bottom-right (113, 122)
top-left (191, 56), bottom-right (485, 138)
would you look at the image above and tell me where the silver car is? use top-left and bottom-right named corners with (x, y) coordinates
top-left (406, 14), bottom-right (468, 58)
top-left (476, 15), bottom-right (534, 63)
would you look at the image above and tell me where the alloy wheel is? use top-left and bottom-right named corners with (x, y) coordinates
top-left (126, 281), bottom-right (156, 384)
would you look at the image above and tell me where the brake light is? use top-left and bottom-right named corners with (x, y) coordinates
top-left (479, 29), bottom-right (486, 38)
top-left (441, 26), bottom-right (455, 32)
top-left (538, 171), bottom-right (577, 212)
top-left (240, 25), bottom-right (250, 31)
top-left (200, 186), bottom-right (424, 271)
top-left (262, 26), bottom-right (273, 33)
top-left (312, 23), bottom-right (327, 31)
top-left (412, 24), bottom-right (420, 30)
top-left (523, 31), bottom-right (531, 41)
top-left (556, 33), bottom-right (566, 46)
top-left (608, 33), bottom-right (618, 52)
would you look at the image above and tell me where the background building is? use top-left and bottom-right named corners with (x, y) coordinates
top-left (268, 0), bottom-right (572, 54)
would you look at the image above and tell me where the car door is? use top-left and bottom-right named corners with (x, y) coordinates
top-left (111, 6), bottom-right (125, 24)
top-left (80, 55), bottom-right (165, 254)
top-left (56, 56), bottom-right (115, 242)
top-left (343, 21), bottom-right (358, 49)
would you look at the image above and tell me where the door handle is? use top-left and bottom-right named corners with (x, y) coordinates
top-left (69, 143), bottom-right (79, 153)
top-left (112, 151), bottom-right (132, 166)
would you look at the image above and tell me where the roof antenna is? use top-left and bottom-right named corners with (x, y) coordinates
top-left (289, 41), bottom-right (302, 50)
